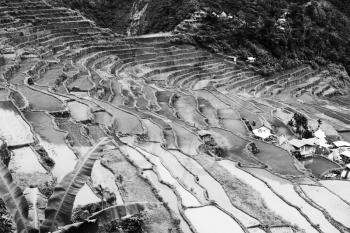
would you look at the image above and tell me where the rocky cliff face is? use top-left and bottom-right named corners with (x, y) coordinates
top-left (127, 0), bottom-right (149, 36)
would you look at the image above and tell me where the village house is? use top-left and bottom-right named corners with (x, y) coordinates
top-left (289, 138), bottom-right (318, 157)
top-left (341, 164), bottom-right (350, 179)
top-left (327, 149), bottom-right (342, 162)
top-left (340, 150), bottom-right (350, 164)
top-left (252, 125), bottom-right (273, 140)
top-left (333, 141), bottom-right (350, 148)
top-left (247, 57), bottom-right (256, 63)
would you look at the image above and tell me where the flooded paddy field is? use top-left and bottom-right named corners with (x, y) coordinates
top-left (253, 141), bottom-right (303, 176)
top-left (142, 119), bottom-right (164, 142)
top-left (244, 168), bottom-right (341, 233)
top-left (173, 95), bottom-right (208, 128)
top-left (138, 142), bottom-right (207, 204)
top-left (67, 101), bottom-right (92, 122)
top-left (54, 118), bottom-right (92, 155)
top-left (23, 111), bottom-right (77, 181)
top-left (143, 170), bottom-right (193, 233)
top-left (301, 185), bottom-right (350, 228)
top-left (312, 104), bottom-right (350, 125)
top-left (320, 180), bottom-right (350, 204)
top-left (197, 97), bottom-right (220, 127)
top-left (0, 101), bottom-right (34, 146)
top-left (17, 85), bottom-right (65, 112)
top-left (66, 75), bottom-right (94, 91)
top-left (0, 87), bottom-right (10, 100)
top-left (220, 160), bottom-right (319, 233)
top-left (339, 131), bottom-right (350, 142)
top-left (171, 123), bottom-right (202, 156)
top-left (208, 128), bottom-right (261, 165)
top-left (100, 149), bottom-right (179, 232)
top-left (35, 64), bottom-right (63, 87)
top-left (301, 156), bottom-right (341, 177)
top-left (9, 147), bottom-right (47, 174)
top-left (185, 206), bottom-right (245, 233)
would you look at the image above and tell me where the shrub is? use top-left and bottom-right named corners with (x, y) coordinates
top-left (0, 199), bottom-right (13, 233)
top-left (0, 140), bottom-right (11, 166)
top-left (35, 146), bottom-right (55, 169)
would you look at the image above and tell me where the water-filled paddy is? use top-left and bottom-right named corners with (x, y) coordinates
top-left (270, 227), bottom-right (294, 233)
top-left (91, 160), bottom-right (124, 205)
top-left (197, 97), bottom-right (220, 127)
top-left (67, 101), bottom-right (92, 122)
top-left (17, 86), bottom-right (64, 112)
top-left (301, 156), bottom-right (341, 177)
top-left (271, 118), bottom-right (294, 138)
top-left (23, 111), bottom-right (77, 181)
top-left (185, 206), bottom-right (245, 233)
top-left (142, 119), bottom-right (164, 142)
top-left (209, 128), bottom-right (260, 165)
top-left (10, 59), bottom-right (39, 86)
top-left (110, 80), bottom-right (125, 106)
top-left (219, 160), bottom-right (318, 233)
top-left (0, 101), bottom-right (34, 146)
top-left (67, 75), bottom-right (94, 91)
top-left (217, 108), bottom-right (248, 136)
top-left (73, 184), bottom-right (100, 208)
top-left (244, 168), bottom-right (340, 233)
top-left (143, 170), bottom-right (192, 233)
top-left (35, 64), bottom-right (63, 87)
top-left (139, 143), bottom-right (207, 203)
top-left (0, 87), bottom-right (10, 101)
top-left (163, 127), bottom-right (178, 149)
top-left (313, 105), bottom-right (350, 125)
top-left (339, 131), bottom-right (350, 142)
top-left (55, 118), bottom-right (92, 155)
top-left (9, 147), bottom-right (46, 174)
top-left (248, 227), bottom-right (266, 233)
top-left (93, 111), bottom-right (113, 127)
top-left (135, 147), bottom-right (201, 207)
top-left (119, 145), bottom-right (153, 170)
top-left (171, 123), bottom-right (201, 156)
top-left (143, 85), bottom-right (160, 110)
top-left (320, 180), bottom-right (350, 204)
top-left (170, 150), bottom-right (260, 227)
top-left (301, 185), bottom-right (350, 228)
top-left (174, 95), bottom-right (208, 128)
top-left (253, 141), bottom-right (303, 176)
top-left (88, 98), bottom-right (144, 134)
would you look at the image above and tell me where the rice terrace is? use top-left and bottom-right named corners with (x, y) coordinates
top-left (0, 0), bottom-right (350, 232)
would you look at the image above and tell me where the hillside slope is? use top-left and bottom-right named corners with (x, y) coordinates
top-left (49, 0), bottom-right (198, 35)
top-left (50, 0), bottom-right (350, 75)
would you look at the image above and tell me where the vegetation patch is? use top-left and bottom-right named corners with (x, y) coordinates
top-left (34, 145), bottom-right (55, 170)
top-left (12, 172), bottom-right (56, 198)
top-left (194, 153), bottom-right (287, 226)
top-left (100, 149), bottom-right (179, 233)
top-left (0, 199), bottom-right (14, 233)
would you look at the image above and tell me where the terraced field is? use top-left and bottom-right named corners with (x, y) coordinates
top-left (0, 1), bottom-right (350, 233)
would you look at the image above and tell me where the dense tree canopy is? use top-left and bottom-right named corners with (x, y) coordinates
top-left (51, 0), bottom-right (350, 74)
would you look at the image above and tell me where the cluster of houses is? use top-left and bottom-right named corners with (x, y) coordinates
top-left (288, 129), bottom-right (350, 162)
top-left (251, 125), bottom-right (350, 179)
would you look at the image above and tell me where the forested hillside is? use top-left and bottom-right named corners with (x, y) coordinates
top-left (50, 0), bottom-right (350, 75)
top-left (179, 0), bottom-right (350, 75)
